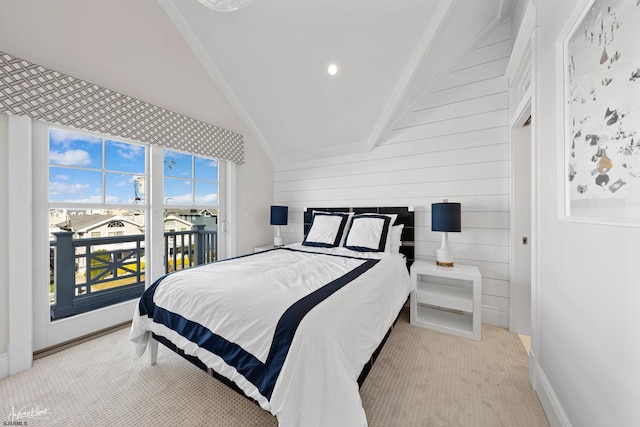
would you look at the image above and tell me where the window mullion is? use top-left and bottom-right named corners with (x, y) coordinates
top-left (102, 137), bottom-right (106, 204)
top-left (192, 154), bottom-right (195, 205)
top-left (149, 145), bottom-right (166, 284)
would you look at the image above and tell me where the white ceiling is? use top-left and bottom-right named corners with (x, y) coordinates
top-left (0, 0), bottom-right (246, 133)
top-left (0, 0), bottom-right (513, 163)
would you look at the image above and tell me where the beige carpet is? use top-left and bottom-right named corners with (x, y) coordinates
top-left (0, 309), bottom-right (549, 426)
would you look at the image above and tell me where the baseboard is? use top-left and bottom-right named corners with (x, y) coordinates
top-left (529, 349), bottom-right (538, 389)
top-left (531, 351), bottom-right (572, 427)
top-left (0, 352), bottom-right (8, 379)
top-left (34, 321), bottom-right (131, 360)
top-left (481, 307), bottom-right (508, 328)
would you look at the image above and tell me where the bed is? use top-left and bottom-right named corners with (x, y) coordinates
top-left (130, 207), bottom-right (414, 426)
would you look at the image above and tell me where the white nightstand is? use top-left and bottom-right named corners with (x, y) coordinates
top-left (410, 260), bottom-right (482, 340)
top-left (253, 244), bottom-right (275, 253)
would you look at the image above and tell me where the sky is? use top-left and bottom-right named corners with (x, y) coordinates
top-left (49, 129), bottom-right (218, 205)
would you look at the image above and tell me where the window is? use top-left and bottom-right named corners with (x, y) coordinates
top-left (47, 127), bottom-right (147, 319)
top-left (163, 149), bottom-right (219, 273)
top-left (163, 149), bottom-right (218, 206)
top-left (49, 129), bottom-right (146, 204)
top-left (32, 121), bottom-right (227, 351)
top-left (43, 127), bottom-right (224, 323)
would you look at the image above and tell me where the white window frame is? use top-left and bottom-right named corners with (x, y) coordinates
top-left (33, 123), bottom-right (150, 351)
top-left (5, 115), bottom-right (232, 375)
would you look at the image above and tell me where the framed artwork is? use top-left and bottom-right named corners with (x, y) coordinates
top-left (562, 0), bottom-right (640, 224)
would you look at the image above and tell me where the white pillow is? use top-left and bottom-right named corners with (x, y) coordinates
top-left (354, 213), bottom-right (398, 252)
top-left (343, 214), bottom-right (392, 252)
top-left (313, 210), bottom-right (354, 246)
top-left (302, 212), bottom-right (350, 247)
top-left (389, 224), bottom-right (404, 254)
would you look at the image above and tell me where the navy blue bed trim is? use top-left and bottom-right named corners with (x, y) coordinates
top-left (151, 333), bottom-right (261, 406)
top-left (138, 250), bottom-right (380, 400)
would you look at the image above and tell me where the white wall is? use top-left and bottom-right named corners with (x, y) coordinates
top-left (235, 132), bottom-right (274, 255)
top-left (0, 114), bottom-right (8, 357)
top-left (510, 0), bottom-right (529, 49)
top-left (275, 22), bottom-right (512, 327)
top-left (534, 0), bottom-right (640, 425)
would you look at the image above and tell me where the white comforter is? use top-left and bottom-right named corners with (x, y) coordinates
top-left (130, 244), bottom-right (411, 426)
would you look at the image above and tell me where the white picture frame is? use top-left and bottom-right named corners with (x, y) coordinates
top-left (560, 0), bottom-right (640, 225)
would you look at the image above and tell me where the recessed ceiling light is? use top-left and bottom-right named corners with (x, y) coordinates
top-left (327, 63), bottom-right (338, 76)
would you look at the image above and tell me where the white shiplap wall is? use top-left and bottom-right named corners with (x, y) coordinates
top-left (274, 22), bottom-right (511, 327)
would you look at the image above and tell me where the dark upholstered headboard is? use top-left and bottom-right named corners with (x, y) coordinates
top-left (303, 207), bottom-right (415, 269)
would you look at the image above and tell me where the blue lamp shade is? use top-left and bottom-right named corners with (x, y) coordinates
top-left (270, 205), bottom-right (288, 226)
top-left (431, 202), bottom-right (461, 232)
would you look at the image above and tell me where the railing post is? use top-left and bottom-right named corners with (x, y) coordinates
top-left (194, 224), bottom-right (206, 266)
top-left (213, 231), bottom-right (218, 262)
top-left (51, 231), bottom-right (76, 320)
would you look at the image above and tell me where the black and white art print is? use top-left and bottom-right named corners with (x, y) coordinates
top-left (564, 0), bottom-right (640, 223)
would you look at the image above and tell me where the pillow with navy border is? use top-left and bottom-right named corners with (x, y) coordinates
top-left (313, 210), bottom-right (354, 247)
top-left (354, 213), bottom-right (398, 252)
top-left (302, 212), bottom-right (350, 248)
top-left (343, 214), bottom-right (392, 252)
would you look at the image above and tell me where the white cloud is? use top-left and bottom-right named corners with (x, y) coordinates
top-left (61, 195), bottom-right (103, 204)
top-left (195, 193), bottom-right (218, 205)
top-left (110, 141), bottom-right (144, 160)
top-left (163, 150), bottom-right (189, 159)
top-left (166, 193), bottom-right (193, 204)
top-left (166, 192), bottom-right (217, 205)
top-left (50, 149), bottom-right (92, 166)
top-left (197, 158), bottom-right (217, 168)
top-left (49, 181), bottom-right (90, 195)
top-left (50, 129), bottom-right (101, 149)
top-left (50, 180), bottom-right (101, 203)
top-left (105, 195), bottom-right (122, 204)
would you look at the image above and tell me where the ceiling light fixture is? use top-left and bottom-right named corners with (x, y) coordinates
top-left (198, 0), bottom-right (253, 12)
top-left (327, 63), bottom-right (338, 76)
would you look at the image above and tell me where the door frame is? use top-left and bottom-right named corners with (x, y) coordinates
top-left (509, 97), bottom-right (532, 335)
top-left (6, 114), bottom-right (34, 375)
top-left (505, 1), bottom-right (539, 388)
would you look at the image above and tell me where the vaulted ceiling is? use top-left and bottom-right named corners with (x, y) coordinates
top-left (0, 0), bottom-right (513, 163)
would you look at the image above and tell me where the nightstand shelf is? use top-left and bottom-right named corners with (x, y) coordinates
top-left (413, 306), bottom-right (473, 334)
top-left (410, 260), bottom-right (481, 340)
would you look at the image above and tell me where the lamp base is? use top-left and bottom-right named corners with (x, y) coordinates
top-left (273, 236), bottom-right (284, 247)
top-left (436, 232), bottom-right (455, 267)
top-left (436, 260), bottom-right (455, 268)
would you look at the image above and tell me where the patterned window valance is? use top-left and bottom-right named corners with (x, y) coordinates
top-left (0, 51), bottom-right (244, 164)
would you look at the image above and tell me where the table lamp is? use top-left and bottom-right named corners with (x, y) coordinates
top-left (431, 200), bottom-right (461, 267)
top-left (270, 205), bottom-right (288, 247)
